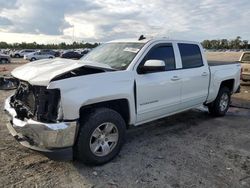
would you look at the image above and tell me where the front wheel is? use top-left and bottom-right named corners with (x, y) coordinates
top-left (75, 108), bottom-right (126, 165)
top-left (0, 58), bottom-right (9, 64)
top-left (208, 87), bottom-right (231, 117)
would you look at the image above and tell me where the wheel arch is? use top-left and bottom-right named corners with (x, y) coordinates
top-left (79, 99), bottom-right (131, 128)
top-left (220, 79), bottom-right (235, 93)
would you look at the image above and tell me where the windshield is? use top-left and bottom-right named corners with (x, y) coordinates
top-left (81, 42), bottom-right (145, 70)
top-left (241, 53), bottom-right (250, 62)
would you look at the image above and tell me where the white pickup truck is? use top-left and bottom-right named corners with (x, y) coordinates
top-left (4, 38), bottom-right (241, 165)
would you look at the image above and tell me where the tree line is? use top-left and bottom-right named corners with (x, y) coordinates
top-left (201, 36), bottom-right (249, 50)
top-left (0, 41), bottom-right (100, 50)
top-left (0, 36), bottom-right (249, 50)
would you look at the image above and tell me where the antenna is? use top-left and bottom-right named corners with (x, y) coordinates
top-left (138, 35), bottom-right (146, 41)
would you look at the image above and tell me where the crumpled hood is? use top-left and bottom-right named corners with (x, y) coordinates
top-left (11, 58), bottom-right (112, 86)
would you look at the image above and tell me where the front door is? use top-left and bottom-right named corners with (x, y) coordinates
top-left (135, 43), bottom-right (182, 124)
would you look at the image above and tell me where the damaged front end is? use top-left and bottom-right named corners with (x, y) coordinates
top-left (4, 80), bottom-right (77, 160)
top-left (10, 81), bottom-right (61, 123)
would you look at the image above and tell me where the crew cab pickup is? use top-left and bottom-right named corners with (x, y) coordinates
top-left (4, 38), bottom-right (241, 165)
top-left (239, 52), bottom-right (250, 82)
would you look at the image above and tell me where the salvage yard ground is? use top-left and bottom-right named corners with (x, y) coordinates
top-left (0, 52), bottom-right (250, 188)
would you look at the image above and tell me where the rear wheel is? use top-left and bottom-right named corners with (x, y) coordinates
top-left (208, 87), bottom-right (231, 117)
top-left (30, 57), bottom-right (36, 61)
top-left (75, 108), bottom-right (126, 165)
top-left (14, 54), bottom-right (20, 58)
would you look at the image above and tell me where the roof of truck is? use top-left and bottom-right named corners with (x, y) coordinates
top-left (108, 37), bottom-right (200, 45)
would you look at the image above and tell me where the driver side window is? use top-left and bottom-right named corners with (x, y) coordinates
top-left (138, 44), bottom-right (176, 73)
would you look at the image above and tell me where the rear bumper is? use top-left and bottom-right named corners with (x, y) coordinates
top-left (4, 96), bottom-right (78, 160)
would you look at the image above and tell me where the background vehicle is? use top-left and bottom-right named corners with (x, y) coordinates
top-left (60, 51), bottom-right (83, 59)
top-left (40, 49), bottom-right (61, 57)
top-left (5, 38), bottom-right (241, 165)
top-left (74, 49), bottom-right (91, 56)
top-left (239, 52), bottom-right (250, 82)
top-left (24, 51), bottom-right (55, 61)
top-left (10, 49), bottom-right (36, 58)
top-left (0, 53), bottom-right (11, 64)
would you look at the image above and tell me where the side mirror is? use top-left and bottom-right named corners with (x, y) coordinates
top-left (140, 60), bottom-right (165, 74)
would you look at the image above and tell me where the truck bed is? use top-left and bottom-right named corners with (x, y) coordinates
top-left (208, 61), bottom-right (238, 66)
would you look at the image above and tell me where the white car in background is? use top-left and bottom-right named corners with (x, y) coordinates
top-left (11, 49), bottom-right (36, 58)
top-left (24, 51), bottom-right (55, 61)
top-left (0, 53), bottom-right (11, 64)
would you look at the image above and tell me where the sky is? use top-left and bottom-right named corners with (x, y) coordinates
top-left (0, 0), bottom-right (249, 44)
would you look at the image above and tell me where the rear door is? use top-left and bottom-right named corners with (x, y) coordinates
top-left (177, 43), bottom-right (209, 108)
top-left (40, 52), bottom-right (49, 59)
top-left (36, 52), bottom-right (44, 59)
top-left (135, 43), bottom-right (182, 124)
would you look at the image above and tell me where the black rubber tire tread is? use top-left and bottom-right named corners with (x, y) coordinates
top-left (75, 107), bottom-right (126, 165)
top-left (208, 87), bottom-right (231, 117)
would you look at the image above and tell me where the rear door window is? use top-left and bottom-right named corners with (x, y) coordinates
top-left (178, 43), bottom-right (203, 68)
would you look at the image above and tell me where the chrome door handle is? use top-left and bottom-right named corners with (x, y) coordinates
top-left (201, 72), bottom-right (208, 76)
top-left (171, 76), bottom-right (181, 81)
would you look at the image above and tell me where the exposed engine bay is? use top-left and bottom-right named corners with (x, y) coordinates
top-left (51, 66), bottom-right (111, 81)
top-left (10, 81), bottom-right (61, 123)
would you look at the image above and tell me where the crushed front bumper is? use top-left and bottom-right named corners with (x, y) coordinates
top-left (4, 96), bottom-right (78, 160)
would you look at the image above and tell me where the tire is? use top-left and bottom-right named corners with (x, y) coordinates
top-left (75, 108), bottom-right (126, 165)
top-left (208, 87), bottom-right (231, 117)
top-left (0, 58), bottom-right (9, 64)
top-left (49, 56), bottom-right (53, 59)
top-left (30, 57), bottom-right (36, 61)
top-left (14, 54), bottom-right (20, 58)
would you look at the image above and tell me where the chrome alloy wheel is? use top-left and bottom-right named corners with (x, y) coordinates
top-left (89, 122), bottom-right (119, 157)
top-left (219, 93), bottom-right (229, 111)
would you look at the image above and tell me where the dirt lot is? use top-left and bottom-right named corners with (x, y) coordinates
top-left (0, 53), bottom-right (250, 188)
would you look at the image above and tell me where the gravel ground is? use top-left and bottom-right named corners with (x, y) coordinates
top-left (0, 54), bottom-right (250, 188)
